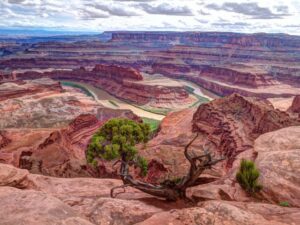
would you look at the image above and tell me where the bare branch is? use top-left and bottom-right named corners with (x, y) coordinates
top-left (184, 133), bottom-right (200, 164)
top-left (112, 132), bottom-right (225, 201)
top-left (111, 184), bottom-right (131, 198)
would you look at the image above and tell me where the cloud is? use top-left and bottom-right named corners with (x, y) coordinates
top-left (0, 0), bottom-right (299, 35)
top-left (206, 2), bottom-right (289, 19)
top-left (212, 22), bottom-right (250, 27)
top-left (196, 18), bottom-right (208, 24)
top-left (275, 5), bottom-right (289, 13)
top-left (85, 2), bottom-right (140, 17)
top-left (198, 10), bottom-right (210, 15)
top-left (139, 3), bottom-right (193, 16)
top-left (79, 8), bottom-right (110, 20)
top-left (7, 0), bottom-right (25, 4)
top-left (115, 0), bottom-right (155, 1)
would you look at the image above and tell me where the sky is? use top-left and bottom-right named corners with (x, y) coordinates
top-left (1, 0), bottom-right (300, 35)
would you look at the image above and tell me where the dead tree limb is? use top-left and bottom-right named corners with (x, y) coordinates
top-left (111, 133), bottom-right (225, 201)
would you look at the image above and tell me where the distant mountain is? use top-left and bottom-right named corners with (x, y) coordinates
top-left (0, 28), bottom-right (112, 43)
top-left (0, 28), bottom-right (99, 37)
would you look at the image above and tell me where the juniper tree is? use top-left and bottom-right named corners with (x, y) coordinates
top-left (87, 118), bottom-right (224, 201)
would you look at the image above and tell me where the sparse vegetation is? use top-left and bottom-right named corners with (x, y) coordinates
top-left (236, 159), bottom-right (262, 195)
top-left (142, 117), bottom-right (160, 133)
top-left (279, 201), bottom-right (290, 207)
top-left (109, 100), bottom-right (119, 107)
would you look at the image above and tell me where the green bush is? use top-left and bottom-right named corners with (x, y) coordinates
top-left (142, 117), bottom-right (160, 133)
top-left (86, 118), bottom-right (150, 176)
top-left (236, 159), bottom-right (262, 195)
top-left (279, 201), bottom-right (290, 207)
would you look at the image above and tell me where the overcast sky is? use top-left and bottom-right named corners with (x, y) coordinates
top-left (1, 0), bottom-right (300, 35)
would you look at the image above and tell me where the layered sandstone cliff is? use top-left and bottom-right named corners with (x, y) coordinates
top-left (11, 65), bottom-right (195, 108)
top-left (0, 78), bottom-right (103, 128)
top-left (0, 78), bottom-right (63, 101)
top-left (150, 63), bottom-right (299, 98)
top-left (1, 32), bottom-right (299, 99)
top-left (192, 94), bottom-right (300, 166)
top-left (110, 31), bottom-right (300, 48)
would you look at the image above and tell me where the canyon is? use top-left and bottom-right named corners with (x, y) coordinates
top-left (3, 64), bottom-right (198, 112)
top-left (0, 94), bottom-right (300, 224)
top-left (0, 31), bottom-right (300, 225)
top-left (1, 32), bottom-right (299, 100)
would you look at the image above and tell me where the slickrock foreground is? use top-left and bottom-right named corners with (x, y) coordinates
top-left (0, 161), bottom-right (299, 225)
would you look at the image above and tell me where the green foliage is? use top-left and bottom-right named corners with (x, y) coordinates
top-left (142, 117), bottom-right (160, 133)
top-left (236, 159), bottom-right (262, 195)
top-left (279, 201), bottom-right (290, 207)
top-left (136, 156), bottom-right (148, 177)
top-left (86, 118), bottom-right (150, 174)
top-left (109, 100), bottom-right (119, 107)
top-left (91, 159), bottom-right (98, 168)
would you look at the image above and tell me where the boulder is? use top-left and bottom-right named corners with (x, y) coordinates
top-left (254, 126), bottom-right (300, 207)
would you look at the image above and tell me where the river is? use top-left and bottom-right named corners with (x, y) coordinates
top-left (61, 80), bottom-right (165, 120)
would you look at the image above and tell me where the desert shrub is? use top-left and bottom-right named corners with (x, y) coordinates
top-left (279, 201), bottom-right (290, 207)
top-left (86, 118), bottom-right (150, 176)
top-left (236, 159), bottom-right (262, 195)
top-left (142, 117), bottom-right (160, 133)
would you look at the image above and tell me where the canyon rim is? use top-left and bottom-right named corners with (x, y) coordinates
top-left (0, 0), bottom-right (300, 224)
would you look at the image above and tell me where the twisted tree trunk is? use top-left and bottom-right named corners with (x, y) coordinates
top-left (111, 133), bottom-right (224, 201)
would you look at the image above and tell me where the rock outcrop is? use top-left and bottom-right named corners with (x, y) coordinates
top-left (192, 94), bottom-right (300, 166)
top-left (0, 78), bottom-right (63, 101)
top-left (140, 94), bottom-right (300, 184)
top-left (289, 95), bottom-right (300, 114)
top-left (189, 125), bottom-right (300, 208)
top-left (0, 78), bottom-right (104, 129)
top-left (140, 108), bottom-right (198, 181)
top-left (254, 126), bottom-right (300, 207)
top-left (92, 64), bottom-right (143, 81)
